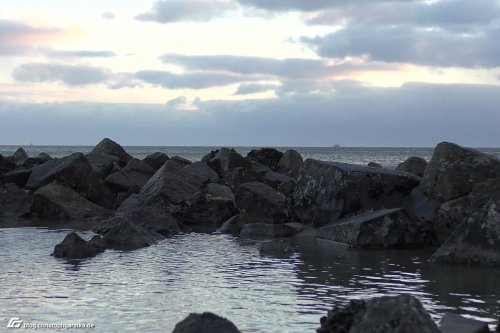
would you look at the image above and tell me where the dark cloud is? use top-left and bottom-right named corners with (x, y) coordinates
top-left (135, 0), bottom-right (237, 23)
top-left (234, 83), bottom-right (279, 95)
top-left (160, 53), bottom-right (395, 78)
top-left (302, 25), bottom-right (500, 68)
top-left (135, 70), bottom-right (263, 89)
top-left (1, 82), bottom-right (499, 147)
top-left (237, 0), bottom-right (412, 12)
top-left (12, 63), bottom-right (110, 86)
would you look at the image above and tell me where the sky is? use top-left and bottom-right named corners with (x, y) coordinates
top-left (1, 0), bottom-right (499, 146)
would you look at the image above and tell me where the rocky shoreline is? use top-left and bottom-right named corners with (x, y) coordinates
top-left (1, 138), bottom-right (499, 332)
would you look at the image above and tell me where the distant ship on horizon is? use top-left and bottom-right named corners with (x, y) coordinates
top-left (333, 144), bottom-right (340, 148)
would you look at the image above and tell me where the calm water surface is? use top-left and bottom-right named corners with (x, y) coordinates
top-left (0, 229), bottom-right (498, 332)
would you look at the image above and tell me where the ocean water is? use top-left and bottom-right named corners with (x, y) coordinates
top-left (1, 146), bottom-right (500, 332)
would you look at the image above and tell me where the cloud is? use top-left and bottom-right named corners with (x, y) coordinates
top-left (39, 48), bottom-right (117, 58)
top-left (234, 83), bottom-right (279, 95)
top-left (160, 53), bottom-right (395, 79)
top-left (302, 25), bottom-right (500, 68)
top-left (102, 12), bottom-right (116, 20)
top-left (135, 0), bottom-right (238, 23)
top-left (0, 19), bottom-right (68, 56)
top-left (12, 63), bottom-right (111, 86)
top-left (237, 0), bottom-right (413, 12)
top-left (1, 82), bottom-right (499, 147)
top-left (135, 70), bottom-right (263, 89)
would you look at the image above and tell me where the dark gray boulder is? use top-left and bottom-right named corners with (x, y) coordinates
top-left (0, 154), bottom-right (16, 177)
top-left (404, 187), bottom-right (441, 223)
top-left (439, 313), bottom-right (490, 333)
top-left (420, 142), bottom-right (500, 202)
top-left (317, 294), bottom-right (440, 333)
top-left (204, 148), bottom-right (252, 178)
top-left (10, 147), bottom-right (28, 166)
top-left (367, 162), bottom-right (382, 168)
top-left (171, 156), bottom-right (192, 166)
top-left (216, 214), bottom-right (253, 235)
top-left (25, 153), bottom-right (115, 208)
top-left (246, 148), bottom-right (283, 170)
top-left (204, 183), bottom-right (235, 201)
top-left (277, 149), bottom-right (303, 178)
top-left (250, 161), bottom-right (273, 175)
top-left (294, 160), bottom-right (420, 227)
top-left (172, 312), bottom-right (241, 333)
top-left (434, 178), bottom-right (500, 244)
top-left (0, 183), bottom-right (33, 219)
top-left (235, 182), bottom-right (291, 223)
top-left (22, 156), bottom-right (50, 169)
top-left (101, 221), bottom-right (164, 251)
top-left (104, 158), bottom-right (155, 193)
top-left (38, 152), bottom-right (52, 161)
top-left (240, 222), bottom-right (306, 239)
top-left (143, 152), bottom-right (169, 170)
top-left (430, 184), bottom-right (500, 266)
top-left (138, 161), bottom-right (215, 208)
top-left (31, 183), bottom-right (112, 220)
top-left (86, 138), bottom-right (133, 179)
top-left (2, 168), bottom-right (32, 187)
top-left (222, 166), bottom-right (266, 190)
top-left (257, 239), bottom-right (293, 255)
top-left (317, 208), bottom-right (435, 248)
top-left (396, 156), bottom-right (428, 177)
top-left (52, 233), bottom-right (104, 259)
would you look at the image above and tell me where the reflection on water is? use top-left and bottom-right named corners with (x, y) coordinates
top-left (0, 229), bottom-right (498, 332)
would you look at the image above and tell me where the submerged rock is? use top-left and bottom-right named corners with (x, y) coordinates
top-left (101, 221), bottom-right (164, 251)
top-left (172, 312), bottom-right (241, 333)
top-left (240, 222), bottom-right (305, 239)
top-left (420, 142), bottom-right (500, 202)
top-left (294, 160), bottom-right (420, 227)
top-left (317, 208), bottom-right (435, 248)
top-left (277, 149), bottom-right (303, 178)
top-left (439, 313), bottom-right (490, 333)
top-left (257, 239), bottom-right (293, 255)
top-left (52, 233), bottom-right (104, 259)
top-left (396, 156), bottom-right (428, 177)
top-left (317, 294), bottom-right (440, 333)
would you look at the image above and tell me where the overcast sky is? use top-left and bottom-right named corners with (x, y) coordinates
top-left (1, 0), bottom-right (499, 146)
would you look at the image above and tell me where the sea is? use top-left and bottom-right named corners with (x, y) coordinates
top-left (1, 145), bottom-right (499, 332)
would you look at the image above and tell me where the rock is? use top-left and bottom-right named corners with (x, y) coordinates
top-left (277, 149), bottom-right (303, 178)
top-left (0, 183), bottom-right (33, 219)
top-left (246, 148), bottom-right (283, 170)
top-left (204, 183), bottom-right (235, 201)
top-left (294, 160), bottom-right (420, 227)
top-left (223, 166), bottom-right (266, 189)
top-left (10, 147), bottom-right (28, 165)
top-left (171, 193), bottom-right (240, 232)
top-left (216, 214), bottom-right (251, 235)
top-left (420, 142), bottom-right (500, 202)
top-left (86, 138), bottom-right (133, 179)
top-left (0, 154), bottom-right (16, 177)
top-left (25, 153), bottom-right (115, 208)
top-left (143, 152), bottom-right (169, 170)
top-left (250, 161), bottom-right (273, 175)
top-left (367, 162), bottom-right (382, 168)
top-left (430, 185), bottom-right (500, 266)
top-left (277, 179), bottom-right (297, 196)
top-left (263, 170), bottom-right (295, 185)
top-left (31, 183), bottom-right (112, 220)
top-left (138, 161), bottom-right (215, 208)
top-left (404, 187), bottom-right (441, 222)
top-left (101, 221), bottom-right (164, 251)
top-left (38, 152), bottom-right (52, 161)
top-left (257, 239), bottom-right (293, 255)
top-left (317, 208), bottom-right (435, 248)
top-left (22, 156), bottom-right (50, 169)
top-left (171, 156), bottom-right (192, 166)
top-left (172, 312), bottom-right (241, 333)
top-left (396, 156), bottom-right (428, 177)
top-left (52, 233), bottom-right (104, 259)
top-left (439, 313), bottom-right (490, 333)
top-left (104, 158), bottom-right (155, 193)
top-left (184, 162), bottom-right (219, 183)
top-left (204, 148), bottom-right (252, 178)
top-left (434, 178), bottom-right (500, 244)
top-left (2, 168), bottom-right (31, 187)
top-left (317, 294), bottom-right (440, 333)
top-left (240, 222), bottom-right (306, 239)
top-left (235, 182), bottom-right (291, 223)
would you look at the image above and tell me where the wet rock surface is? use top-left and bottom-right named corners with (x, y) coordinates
top-left (396, 156), bottom-right (428, 177)
top-left (52, 233), bottom-right (104, 259)
top-left (172, 312), bottom-right (241, 333)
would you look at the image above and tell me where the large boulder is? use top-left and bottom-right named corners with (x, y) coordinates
top-left (235, 182), bottom-right (291, 223)
top-left (30, 183), bottom-right (112, 220)
top-left (204, 183), bottom-right (235, 201)
top-left (404, 187), bottom-right (441, 223)
top-left (172, 312), bottom-right (241, 333)
top-left (203, 148), bottom-right (252, 178)
top-left (0, 183), bottom-right (33, 219)
top-left (138, 161), bottom-right (216, 208)
top-left (85, 138), bottom-right (133, 179)
top-left (317, 294), bottom-right (440, 333)
top-left (317, 208), bottom-right (435, 248)
top-left (104, 158), bottom-right (155, 193)
top-left (222, 166), bottom-right (266, 190)
top-left (0, 154), bottom-right (16, 179)
top-left (101, 221), bottom-right (164, 251)
top-left (396, 156), bottom-right (428, 177)
top-left (434, 178), bottom-right (500, 244)
top-left (240, 222), bottom-right (306, 239)
top-left (430, 185), bottom-right (500, 266)
top-left (52, 233), bottom-right (104, 259)
top-left (439, 313), bottom-right (490, 333)
top-left (2, 168), bottom-right (32, 187)
top-left (420, 142), bottom-right (500, 202)
top-left (216, 214), bottom-right (254, 235)
top-left (10, 147), bottom-right (28, 166)
top-left (25, 153), bottom-right (115, 208)
top-left (246, 148), bottom-right (283, 170)
top-left (142, 152), bottom-right (169, 170)
top-left (277, 149), bottom-right (303, 178)
top-left (293, 160), bottom-right (420, 227)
